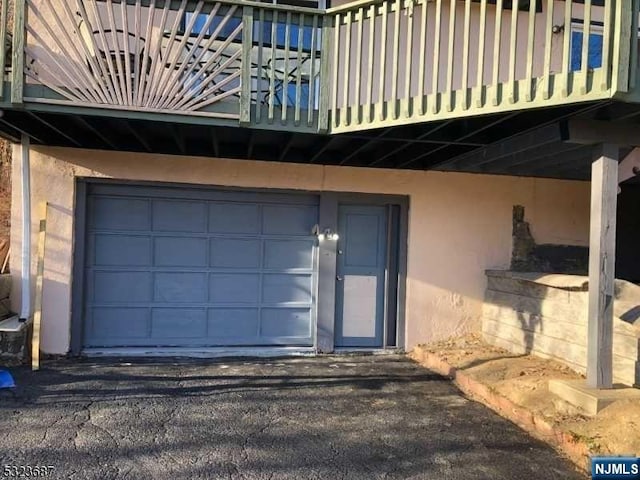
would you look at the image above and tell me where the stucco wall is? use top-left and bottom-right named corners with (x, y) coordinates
top-left (10, 146), bottom-right (590, 354)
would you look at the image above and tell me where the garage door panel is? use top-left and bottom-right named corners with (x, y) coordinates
top-left (93, 271), bottom-right (152, 303)
top-left (89, 197), bottom-right (150, 231)
top-left (152, 200), bottom-right (206, 233)
top-left (209, 203), bottom-right (260, 234)
top-left (84, 186), bottom-right (317, 350)
top-left (261, 308), bottom-right (311, 338)
top-left (264, 240), bottom-right (314, 270)
top-left (154, 237), bottom-right (208, 267)
top-left (94, 235), bottom-right (151, 266)
top-left (152, 308), bottom-right (207, 338)
top-left (262, 205), bottom-right (317, 236)
top-left (208, 308), bottom-right (259, 338)
top-left (154, 272), bottom-right (208, 303)
top-left (210, 274), bottom-right (260, 304)
top-left (90, 307), bottom-right (149, 339)
top-left (211, 238), bottom-right (261, 268)
top-left (262, 274), bottom-right (313, 304)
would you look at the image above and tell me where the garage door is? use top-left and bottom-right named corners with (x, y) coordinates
top-left (82, 184), bottom-right (318, 349)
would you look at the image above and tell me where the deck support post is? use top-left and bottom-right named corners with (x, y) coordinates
top-left (586, 143), bottom-right (618, 389)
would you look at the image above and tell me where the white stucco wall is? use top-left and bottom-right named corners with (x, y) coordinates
top-left (10, 146), bottom-right (591, 354)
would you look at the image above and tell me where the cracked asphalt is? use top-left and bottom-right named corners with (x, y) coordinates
top-left (0, 355), bottom-right (585, 479)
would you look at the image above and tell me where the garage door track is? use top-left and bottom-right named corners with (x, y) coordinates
top-left (0, 355), bottom-right (585, 479)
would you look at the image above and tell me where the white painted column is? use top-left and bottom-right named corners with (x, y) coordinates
top-left (19, 134), bottom-right (31, 321)
top-left (586, 144), bottom-right (618, 389)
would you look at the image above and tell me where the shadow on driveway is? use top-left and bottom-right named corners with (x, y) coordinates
top-left (0, 355), bottom-right (585, 480)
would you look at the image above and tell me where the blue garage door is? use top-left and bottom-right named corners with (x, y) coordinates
top-left (82, 184), bottom-right (318, 349)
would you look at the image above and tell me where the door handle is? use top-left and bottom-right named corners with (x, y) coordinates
top-left (336, 275), bottom-right (343, 281)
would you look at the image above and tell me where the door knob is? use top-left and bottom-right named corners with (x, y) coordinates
top-left (336, 275), bottom-right (343, 281)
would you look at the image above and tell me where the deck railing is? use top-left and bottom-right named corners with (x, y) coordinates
top-left (326, 0), bottom-right (635, 133)
top-left (2, 0), bottom-right (639, 133)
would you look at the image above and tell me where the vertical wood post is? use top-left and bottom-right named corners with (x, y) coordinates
top-left (586, 143), bottom-right (618, 389)
top-left (318, 15), bottom-right (333, 133)
top-left (11, 0), bottom-right (25, 104)
top-left (239, 6), bottom-right (254, 126)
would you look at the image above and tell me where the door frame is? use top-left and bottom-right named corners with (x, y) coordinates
top-left (316, 192), bottom-right (409, 353)
top-left (70, 179), bottom-right (408, 355)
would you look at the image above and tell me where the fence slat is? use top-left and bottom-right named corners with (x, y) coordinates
top-left (524, 0), bottom-right (536, 101)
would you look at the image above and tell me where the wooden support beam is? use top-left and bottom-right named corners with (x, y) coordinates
top-left (587, 144), bottom-right (618, 389)
top-left (32, 202), bottom-right (48, 371)
top-left (564, 119), bottom-right (640, 146)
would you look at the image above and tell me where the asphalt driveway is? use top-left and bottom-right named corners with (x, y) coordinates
top-left (0, 355), bottom-right (584, 479)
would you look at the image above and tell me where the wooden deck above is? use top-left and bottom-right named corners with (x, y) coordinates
top-left (1, 0), bottom-right (640, 181)
top-left (0, 0), bottom-right (638, 134)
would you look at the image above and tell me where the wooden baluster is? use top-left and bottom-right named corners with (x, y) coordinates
top-left (507, 0), bottom-right (519, 103)
top-left (366, 4), bottom-right (376, 122)
top-left (542, 0), bottom-right (553, 99)
top-left (342, 10), bottom-right (352, 126)
top-left (391, 0), bottom-right (401, 119)
top-left (461, 0), bottom-right (471, 110)
top-left (318, 14), bottom-right (332, 132)
top-left (600, 0), bottom-right (612, 90)
top-left (444, 0), bottom-right (456, 111)
top-left (490, 0), bottom-right (503, 106)
top-left (331, 12), bottom-right (340, 128)
top-left (294, 13), bottom-right (305, 126)
top-left (378, 2), bottom-right (388, 120)
top-left (581, 0), bottom-right (592, 94)
top-left (354, 7), bottom-right (364, 125)
top-left (430, 0), bottom-right (442, 113)
top-left (269, 10), bottom-right (278, 123)
top-left (417, 0), bottom-right (428, 114)
top-left (120, 0), bottom-right (131, 105)
top-left (256, 8), bottom-right (265, 123)
top-left (560, 0), bottom-right (572, 97)
top-left (404, 0), bottom-right (414, 117)
top-left (282, 12), bottom-right (292, 123)
top-left (240, 6), bottom-right (254, 125)
top-left (524, 0), bottom-right (536, 101)
top-left (474, 0), bottom-right (487, 107)
top-left (308, 14), bottom-right (319, 127)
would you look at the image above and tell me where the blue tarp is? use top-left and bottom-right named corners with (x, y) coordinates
top-left (0, 369), bottom-right (15, 389)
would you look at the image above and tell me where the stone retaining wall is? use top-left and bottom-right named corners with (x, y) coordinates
top-left (482, 270), bottom-right (640, 387)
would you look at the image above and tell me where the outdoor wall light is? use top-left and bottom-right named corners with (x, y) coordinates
top-left (552, 24), bottom-right (565, 34)
top-left (312, 224), bottom-right (339, 241)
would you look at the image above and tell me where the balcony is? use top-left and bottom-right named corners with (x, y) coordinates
top-left (0, 0), bottom-right (638, 140)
